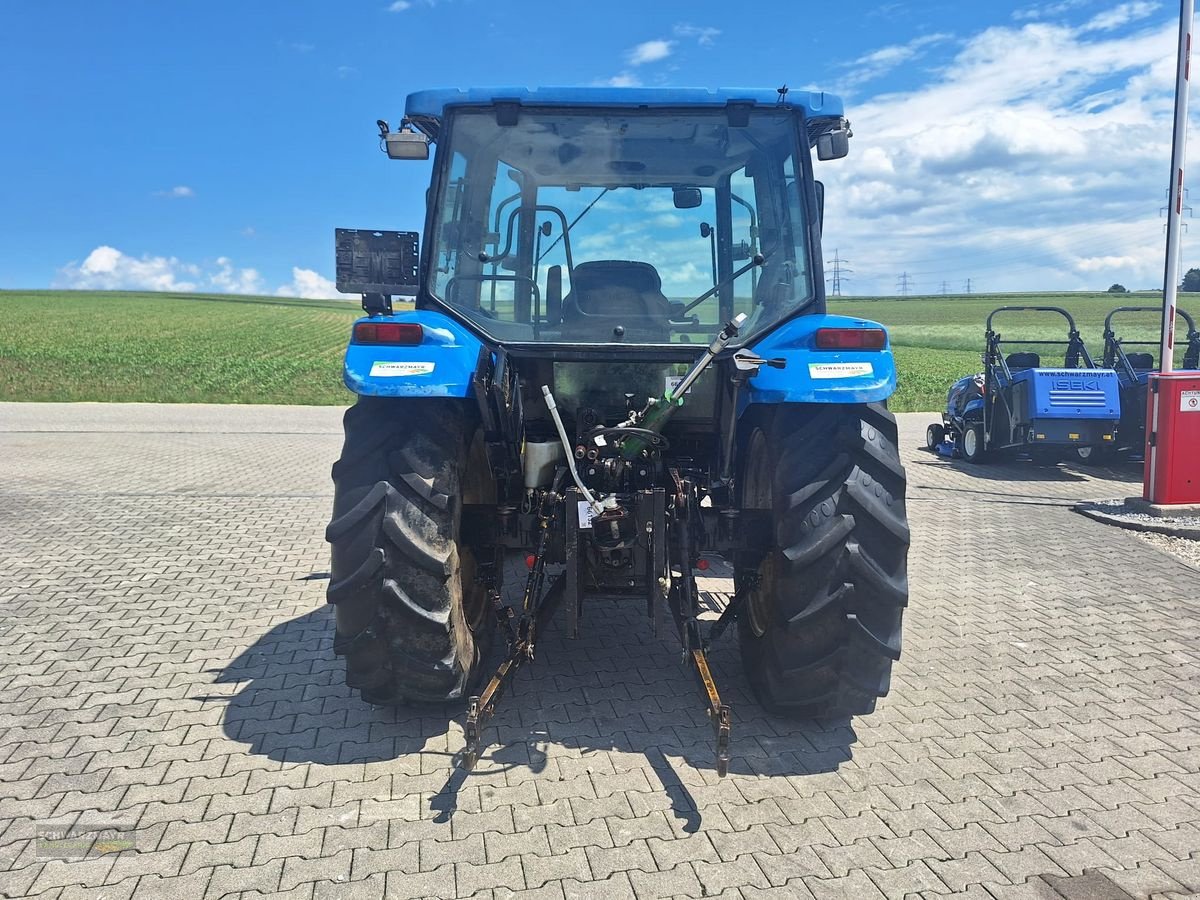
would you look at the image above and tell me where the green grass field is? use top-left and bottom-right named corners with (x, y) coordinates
top-left (0, 290), bottom-right (366, 404)
top-left (0, 288), bottom-right (1190, 410)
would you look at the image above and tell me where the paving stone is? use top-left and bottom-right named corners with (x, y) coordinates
top-left (4, 407), bottom-right (1200, 900)
top-left (457, 857), bottom-right (526, 895)
top-left (584, 840), bottom-right (655, 881)
top-left (280, 849), bottom-right (353, 892)
top-left (313, 873), bottom-right (387, 900)
top-left (692, 855), bottom-right (771, 893)
top-left (560, 871), bottom-right (636, 899)
top-left (928, 851), bottom-right (1010, 892)
top-left (523, 847), bottom-right (593, 889)
top-left (803, 869), bottom-right (887, 900)
top-left (421, 833), bottom-right (486, 871)
top-left (204, 859), bottom-right (284, 899)
top-left (864, 859), bottom-right (949, 897)
top-left (627, 861), bottom-right (703, 899)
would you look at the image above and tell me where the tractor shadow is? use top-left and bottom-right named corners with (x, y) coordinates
top-left (206, 577), bottom-right (857, 829)
top-left (911, 448), bottom-right (1143, 486)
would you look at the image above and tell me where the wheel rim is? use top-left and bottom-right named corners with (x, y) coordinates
top-left (964, 427), bottom-right (978, 457)
top-left (926, 426), bottom-right (937, 448)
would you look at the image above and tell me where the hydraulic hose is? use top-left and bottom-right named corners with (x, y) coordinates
top-left (541, 385), bottom-right (604, 514)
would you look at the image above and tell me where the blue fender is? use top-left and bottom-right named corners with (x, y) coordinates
top-left (343, 310), bottom-right (483, 398)
top-left (738, 314), bottom-right (897, 414)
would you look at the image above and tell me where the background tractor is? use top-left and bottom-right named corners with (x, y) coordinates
top-left (1079, 305), bottom-right (1200, 463)
top-left (325, 86), bottom-right (910, 773)
top-left (926, 306), bottom-right (1121, 465)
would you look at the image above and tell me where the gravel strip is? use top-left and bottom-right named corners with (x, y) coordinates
top-left (1074, 498), bottom-right (1200, 539)
top-left (1136, 531), bottom-right (1200, 571)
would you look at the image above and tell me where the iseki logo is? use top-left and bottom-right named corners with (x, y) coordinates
top-left (1052, 378), bottom-right (1099, 391)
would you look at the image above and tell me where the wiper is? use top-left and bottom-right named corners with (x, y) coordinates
top-left (679, 253), bottom-right (766, 315)
top-left (537, 188), bottom-right (609, 263)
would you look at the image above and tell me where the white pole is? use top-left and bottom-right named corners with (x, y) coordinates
top-left (1161, 0), bottom-right (1194, 375)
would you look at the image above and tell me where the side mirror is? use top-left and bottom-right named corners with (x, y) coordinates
top-left (814, 181), bottom-right (824, 232)
top-left (816, 129), bottom-right (850, 161)
top-left (673, 187), bottom-right (703, 209)
top-left (385, 128), bottom-right (431, 160)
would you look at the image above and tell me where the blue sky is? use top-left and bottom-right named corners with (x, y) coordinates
top-left (0, 0), bottom-right (1185, 296)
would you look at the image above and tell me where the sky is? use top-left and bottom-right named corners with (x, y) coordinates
top-left (0, 0), bottom-right (1190, 297)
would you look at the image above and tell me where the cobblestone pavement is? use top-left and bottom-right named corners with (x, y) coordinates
top-left (1, 402), bottom-right (1198, 900)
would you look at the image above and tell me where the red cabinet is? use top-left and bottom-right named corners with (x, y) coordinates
top-left (1144, 372), bottom-right (1200, 504)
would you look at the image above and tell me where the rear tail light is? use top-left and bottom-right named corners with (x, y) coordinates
top-left (354, 322), bottom-right (423, 345)
top-left (814, 327), bottom-right (887, 350)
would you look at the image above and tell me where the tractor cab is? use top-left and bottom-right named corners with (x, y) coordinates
top-left (401, 87), bottom-right (846, 348)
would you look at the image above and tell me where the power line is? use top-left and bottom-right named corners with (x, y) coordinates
top-left (825, 249), bottom-right (852, 296)
top-left (896, 272), bottom-right (912, 296)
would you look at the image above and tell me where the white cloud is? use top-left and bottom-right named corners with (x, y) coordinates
top-left (600, 72), bottom-right (641, 87)
top-left (819, 11), bottom-right (1183, 293)
top-left (336, 65), bottom-right (358, 78)
top-left (54, 245), bottom-right (333, 298)
top-left (627, 40), bottom-right (674, 66)
top-left (55, 246), bottom-right (198, 292)
top-left (840, 33), bottom-right (953, 89)
top-left (1081, 1), bottom-right (1159, 31)
top-left (386, 1), bottom-right (411, 9)
top-left (1013, 0), bottom-right (1092, 21)
top-left (155, 185), bottom-right (195, 199)
top-left (276, 267), bottom-right (339, 299)
top-left (673, 24), bottom-right (720, 47)
top-left (210, 256), bottom-right (265, 294)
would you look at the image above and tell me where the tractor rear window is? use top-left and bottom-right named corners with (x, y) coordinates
top-left (426, 106), bottom-right (816, 345)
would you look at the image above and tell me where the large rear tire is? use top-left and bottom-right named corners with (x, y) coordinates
top-left (737, 403), bottom-right (909, 717)
top-left (325, 397), bottom-right (495, 705)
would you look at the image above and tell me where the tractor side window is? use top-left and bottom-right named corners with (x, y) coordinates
top-left (434, 152), bottom-right (467, 298)
top-left (729, 167), bottom-right (759, 321)
top-left (781, 155), bottom-right (811, 294)
top-left (481, 160), bottom-right (523, 318)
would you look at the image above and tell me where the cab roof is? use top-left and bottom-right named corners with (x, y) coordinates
top-left (404, 86), bottom-right (843, 138)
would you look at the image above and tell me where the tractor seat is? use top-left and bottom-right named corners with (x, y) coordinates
top-left (1006, 352), bottom-right (1041, 371)
top-left (1126, 351), bottom-right (1155, 370)
top-left (560, 260), bottom-right (672, 342)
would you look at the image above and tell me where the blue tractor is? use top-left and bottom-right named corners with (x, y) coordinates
top-left (326, 87), bottom-right (909, 774)
top-left (1075, 305), bottom-right (1200, 463)
top-left (926, 306), bottom-right (1121, 464)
